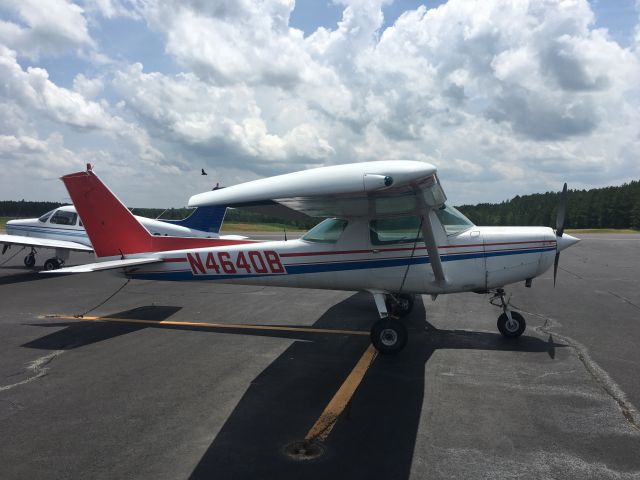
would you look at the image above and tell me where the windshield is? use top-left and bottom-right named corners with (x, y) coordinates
top-left (38, 209), bottom-right (56, 222)
top-left (302, 218), bottom-right (348, 243)
top-left (435, 205), bottom-right (474, 235)
top-left (50, 209), bottom-right (78, 226)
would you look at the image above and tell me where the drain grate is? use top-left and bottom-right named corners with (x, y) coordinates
top-left (284, 440), bottom-right (325, 460)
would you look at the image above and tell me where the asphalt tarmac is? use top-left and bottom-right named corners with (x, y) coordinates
top-left (0, 234), bottom-right (639, 479)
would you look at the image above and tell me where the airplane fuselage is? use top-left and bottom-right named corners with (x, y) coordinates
top-left (5, 206), bottom-right (224, 248)
top-left (124, 222), bottom-right (560, 295)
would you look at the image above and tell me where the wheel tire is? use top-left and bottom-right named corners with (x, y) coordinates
top-left (24, 254), bottom-right (36, 268)
top-left (386, 294), bottom-right (415, 318)
top-left (370, 319), bottom-right (408, 354)
top-left (43, 258), bottom-right (61, 271)
top-left (497, 311), bottom-right (526, 338)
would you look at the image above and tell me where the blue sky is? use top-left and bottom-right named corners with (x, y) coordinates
top-left (0, 0), bottom-right (638, 207)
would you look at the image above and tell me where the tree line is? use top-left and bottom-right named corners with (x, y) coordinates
top-left (2, 179), bottom-right (639, 230)
top-left (0, 201), bottom-right (315, 229)
top-left (456, 180), bottom-right (640, 230)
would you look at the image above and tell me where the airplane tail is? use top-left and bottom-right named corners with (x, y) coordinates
top-left (61, 169), bottom-right (251, 258)
top-left (161, 205), bottom-right (227, 233)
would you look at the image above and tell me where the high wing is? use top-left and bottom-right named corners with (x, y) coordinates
top-left (0, 234), bottom-right (93, 252)
top-left (189, 160), bottom-right (449, 282)
top-left (188, 161), bottom-right (443, 218)
top-left (40, 257), bottom-right (162, 273)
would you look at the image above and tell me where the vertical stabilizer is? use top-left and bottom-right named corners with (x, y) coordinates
top-left (62, 171), bottom-right (152, 257)
top-left (61, 169), bottom-right (252, 257)
top-left (161, 205), bottom-right (227, 233)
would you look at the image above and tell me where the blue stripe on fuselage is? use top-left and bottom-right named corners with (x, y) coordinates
top-left (128, 246), bottom-right (555, 281)
top-left (7, 224), bottom-right (87, 238)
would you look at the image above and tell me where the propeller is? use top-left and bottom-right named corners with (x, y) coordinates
top-left (553, 183), bottom-right (568, 286)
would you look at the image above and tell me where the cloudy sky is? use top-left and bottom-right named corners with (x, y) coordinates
top-left (0, 0), bottom-right (639, 208)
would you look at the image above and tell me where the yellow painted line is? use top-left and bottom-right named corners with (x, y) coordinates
top-left (43, 315), bottom-right (369, 336)
top-left (305, 343), bottom-right (378, 442)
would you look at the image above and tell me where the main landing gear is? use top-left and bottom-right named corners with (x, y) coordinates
top-left (24, 249), bottom-right (36, 268)
top-left (22, 248), bottom-right (65, 270)
top-left (43, 258), bottom-right (63, 271)
top-left (490, 288), bottom-right (526, 338)
top-left (369, 292), bottom-right (415, 354)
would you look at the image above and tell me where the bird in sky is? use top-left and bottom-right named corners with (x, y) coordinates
top-left (201, 168), bottom-right (208, 176)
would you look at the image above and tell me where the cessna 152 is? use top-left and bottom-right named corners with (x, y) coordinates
top-left (46, 162), bottom-right (579, 354)
top-left (0, 202), bottom-right (241, 270)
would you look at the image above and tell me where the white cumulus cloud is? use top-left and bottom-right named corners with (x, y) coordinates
top-left (0, 0), bottom-right (95, 59)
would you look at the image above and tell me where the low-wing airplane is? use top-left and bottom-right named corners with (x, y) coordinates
top-left (0, 199), bottom-right (243, 270)
top-left (46, 162), bottom-right (579, 354)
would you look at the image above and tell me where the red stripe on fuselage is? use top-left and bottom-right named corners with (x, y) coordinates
top-left (280, 240), bottom-right (556, 258)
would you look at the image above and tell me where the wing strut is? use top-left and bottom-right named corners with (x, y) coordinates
top-left (415, 192), bottom-right (447, 284)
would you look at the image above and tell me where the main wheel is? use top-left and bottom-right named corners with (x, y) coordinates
top-left (43, 258), bottom-right (61, 271)
top-left (386, 294), bottom-right (415, 318)
top-left (497, 311), bottom-right (526, 338)
top-left (24, 254), bottom-right (36, 268)
top-left (370, 319), bottom-right (408, 354)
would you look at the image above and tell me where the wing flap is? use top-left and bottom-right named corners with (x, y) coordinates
top-left (0, 234), bottom-right (93, 252)
top-left (40, 257), bottom-right (162, 274)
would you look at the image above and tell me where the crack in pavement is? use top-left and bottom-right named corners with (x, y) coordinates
top-left (0, 350), bottom-right (64, 393)
top-left (513, 304), bottom-right (640, 432)
top-left (558, 266), bottom-right (585, 280)
top-left (607, 291), bottom-right (640, 311)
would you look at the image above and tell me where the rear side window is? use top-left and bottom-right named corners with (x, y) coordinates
top-left (370, 216), bottom-right (423, 245)
top-left (50, 210), bottom-right (78, 226)
top-left (302, 218), bottom-right (348, 243)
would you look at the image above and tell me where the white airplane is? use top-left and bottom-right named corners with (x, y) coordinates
top-left (1, 200), bottom-right (242, 270)
top-left (46, 162), bottom-right (579, 354)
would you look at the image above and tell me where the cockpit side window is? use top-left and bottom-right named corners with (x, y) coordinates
top-left (50, 210), bottom-right (78, 226)
top-left (302, 218), bottom-right (348, 243)
top-left (370, 216), bottom-right (423, 245)
top-left (38, 210), bottom-right (55, 223)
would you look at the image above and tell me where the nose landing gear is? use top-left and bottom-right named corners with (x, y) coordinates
top-left (490, 288), bottom-right (526, 338)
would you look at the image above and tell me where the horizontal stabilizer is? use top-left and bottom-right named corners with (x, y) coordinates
top-left (40, 257), bottom-right (162, 274)
top-left (0, 234), bottom-right (93, 252)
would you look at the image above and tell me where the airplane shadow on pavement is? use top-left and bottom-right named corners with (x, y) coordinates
top-left (186, 293), bottom-right (563, 480)
top-left (22, 294), bottom-right (564, 480)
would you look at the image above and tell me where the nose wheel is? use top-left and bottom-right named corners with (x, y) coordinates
top-left (491, 289), bottom-right (526, 338)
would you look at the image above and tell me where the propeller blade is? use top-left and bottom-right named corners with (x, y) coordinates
top-left (553, 251), bottom-right (560, 287)
top-left (555, 183), bottom-right (567, 238)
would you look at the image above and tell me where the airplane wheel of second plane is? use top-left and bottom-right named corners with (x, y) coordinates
top-left (43, 258), bottom-right (61, 271)
top-left (497, 311), bottom-right (526, 338)
top-left (371, 319), bottom-right (408, 354)
top-left (24, 254), bottom-right (36, 268)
